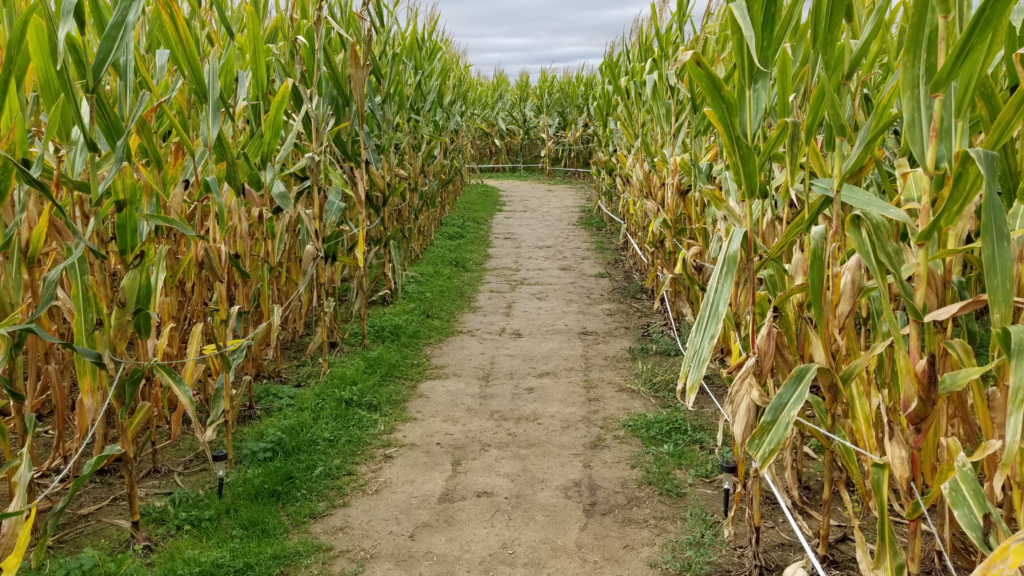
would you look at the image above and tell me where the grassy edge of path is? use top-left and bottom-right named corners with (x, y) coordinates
top-left (577, 197), bottom-right (726, 576)
top-left (27, 183), bottom-right (502, 576)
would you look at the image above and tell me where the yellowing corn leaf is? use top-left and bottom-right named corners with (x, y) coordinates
top-left (968, 530), bottom-right (1024, 576)
top-left (0, 504), bottom-right (35, 575)
top-left (201, 340), bottom-right (245, 356)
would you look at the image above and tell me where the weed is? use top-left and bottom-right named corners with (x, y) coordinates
top-left (578, 213), bottom-right (608, 231)
top-left (621, 408), bottom-right (719, 498)
top-left (141, 490), bottom-right (218, 538)
top-left (629, 359), bottom-right (677, 400)
top-left (623, 278), bottom-right (646, 300)
top-left (660, 501), bottom-right (724, 575)
top-left (631, 326), bottom-right (686, 358)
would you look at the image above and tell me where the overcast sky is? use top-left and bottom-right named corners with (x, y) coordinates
top-left (430, 0), bottom-right (654, 80)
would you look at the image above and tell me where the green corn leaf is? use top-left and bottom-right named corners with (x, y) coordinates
top-left (984, 84), bottom-right (1024, 151)
top-left (810, 0), bottom-right (848, 66)
top-left (930, 0), bottom-right (1016, 96)
top-left (677, 227), bottom-right (746, 407)
top-left (0, 323), bottom-right (104, 368)
top-left (64, 241), bottom-right (110, 415)
top-left (746, 363), bottom-right (817, 469)
top-left (919, 149), bottom-right (984, 241)
top-left (938, 358), bottom-right (1004, 394)
top-left (324, 184), bottom-right (346, 230)
top-left (901, 0), bottom-right (937, 167)
top-left (90, 0), bottom-right (145, 92)
top-left (847, 212), bottom-right (915, 400)
top-left (56, 0), bottom-right (79, 64)
top-left (211, 0), bottom-right (236, 40)
top-left (152, 364), bottom-right (200, 429)
top-left (681, 51), bottom-right (760, 199)
top-left (870, 462), bottom-right (908, 576)
top-left (263, 79), bottom-right (294, 166)
top-left (839, 339), bottom-right (892, 388)
top-left (941, 444), bottom-right (1011, 554)
top-left (0, 152), bottom-right (68, 220)
top-left (811, 180), bottom-right (912, 225)
top-left (728, 1), bottom-right (765, 71)
top-left (29, 242), bottom-right (85, 323)
top-left (808, 224), bottom-right (827, 331)
top-left (0, 4), bottom-right (40, 116)
top-left (202, 56), bottom-right (222, 148)
top-left (977, 150), bottom-right (1014, 329)
top-left (245, 5), bottom-right (267, 100)
top-left (819, 66), bottom-right (851, 140)
top-left (155, 0), bottom-right (207, 100)
top-left (993, 326), bottom-right (1024, 494)
top-left (97, 92), bottom-right (150, 196)
top-left (845, 0), bottom-right (889, 81)
top-left (140, 213), bottom-right (203, 238)
top-left (756, 194), bottom-right (828, 274)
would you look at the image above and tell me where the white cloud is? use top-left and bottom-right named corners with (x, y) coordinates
top-left (429, 0), bottom-right (653, 79)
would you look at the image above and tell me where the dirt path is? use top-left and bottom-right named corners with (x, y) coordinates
top-left (313, 180), bottom-right (672, 575)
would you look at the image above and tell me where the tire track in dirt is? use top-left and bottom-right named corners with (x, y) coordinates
top-left (312, 180), bottom-right (674, 575)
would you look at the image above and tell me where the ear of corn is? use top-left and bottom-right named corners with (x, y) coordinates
top-left (0, 0), bottom-right (473, 560)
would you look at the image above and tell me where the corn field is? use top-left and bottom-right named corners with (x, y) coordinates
top-left (469, 66), bottom-right (596, 173)
top-left (0, 0), bottom-right (473, 567)
top-left (584, 0), bottom-right (1024, 574)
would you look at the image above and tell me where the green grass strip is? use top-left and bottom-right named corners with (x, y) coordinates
top-left (27, 183), bottom-right (501, 576)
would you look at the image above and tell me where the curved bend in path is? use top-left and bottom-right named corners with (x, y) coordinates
top-left (314, 180), bottom-right (671, 575)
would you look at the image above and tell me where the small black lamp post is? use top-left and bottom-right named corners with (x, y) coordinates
top-left (212, 450), bottom-right (228, 500)
top-left (720, 459), bottom-right (738, 517)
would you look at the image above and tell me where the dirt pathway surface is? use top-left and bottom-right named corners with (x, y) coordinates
top-left (313, 180), bottom-right (672, 575)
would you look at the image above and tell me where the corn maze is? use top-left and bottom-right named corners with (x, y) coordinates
top-left (5, 0), bottom-right (1024, 574)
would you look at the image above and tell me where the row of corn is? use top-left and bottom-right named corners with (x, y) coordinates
top-left (583, 0), bottom-right (1024, 574)
top-left (468, 67), bottom-right (596, 173)
top-left (0, 0), bottom-right (473, 567)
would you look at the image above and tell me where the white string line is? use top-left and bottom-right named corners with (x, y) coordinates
top-left (597, 200), bottom-right (624, 225)
top-left (763, 469), bottom-right (830, 576)
top-left (912, 482), bottom-right (957, 575)
top-left (466, 164), bottom-right (543, 169)
top-left (35, 364), bottom-right (125, 505)
top-left (465, 164), bottom-right (593, 173)
top-left (598, 197), bottom-right (958, 576)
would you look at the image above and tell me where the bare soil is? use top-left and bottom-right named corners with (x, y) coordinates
top-left (311, 180), bottom-right (677, 574)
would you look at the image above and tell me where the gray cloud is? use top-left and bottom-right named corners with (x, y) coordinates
top-left (430, 0), bottom-right (653, 79)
